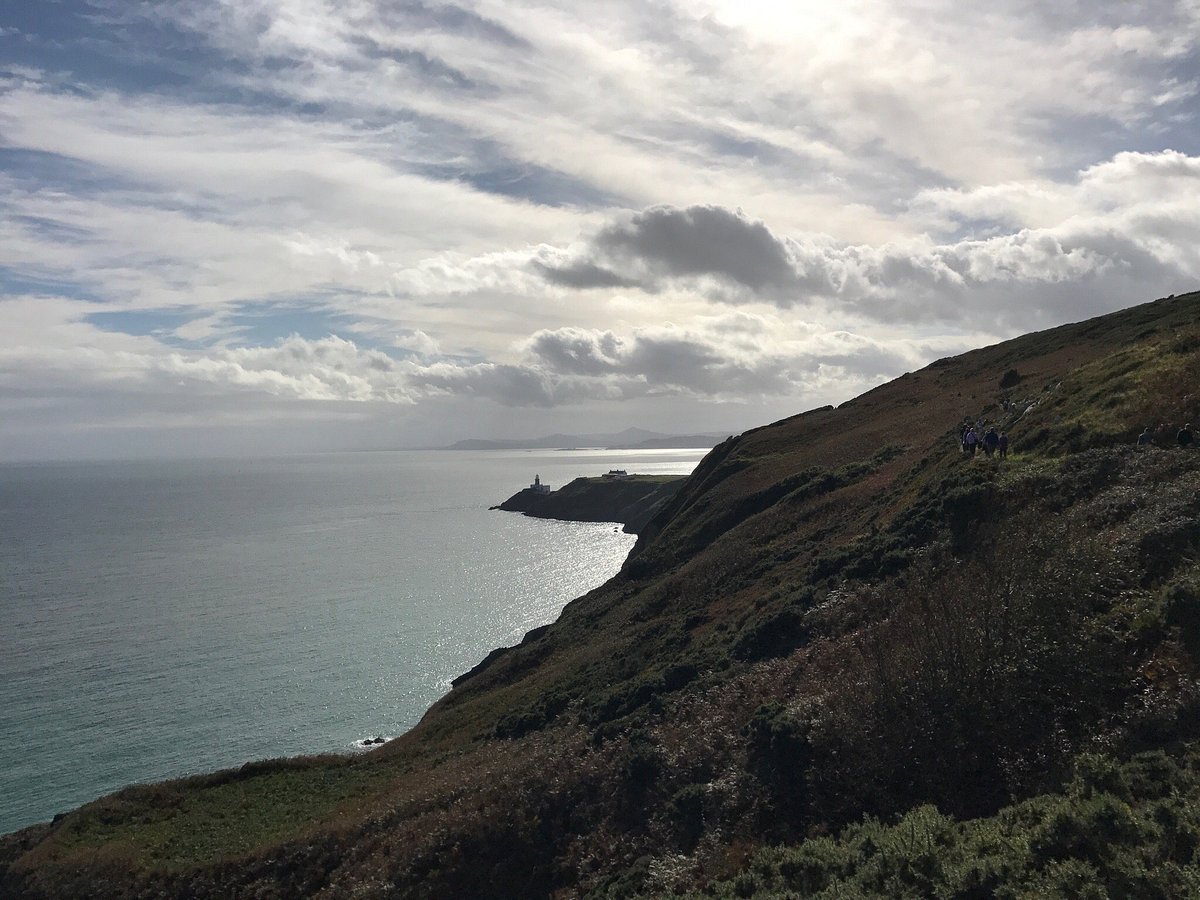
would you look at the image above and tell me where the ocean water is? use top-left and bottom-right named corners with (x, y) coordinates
top-left (0, 449), bottom-right (705, 834)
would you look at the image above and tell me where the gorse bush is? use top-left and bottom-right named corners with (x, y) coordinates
top-left (659, 746), bottom-right (1200, 900)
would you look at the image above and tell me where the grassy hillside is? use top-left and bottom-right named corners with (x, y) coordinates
top-left (4, 290), bottom-right (1200, 899)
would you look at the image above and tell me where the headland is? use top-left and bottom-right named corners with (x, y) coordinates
top-left (492, 473), bottom-right (685, 533)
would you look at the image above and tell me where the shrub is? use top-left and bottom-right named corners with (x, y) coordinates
top-left (668, 784), bottom-right (707, 850)
top-left (744, 703), bottom-right (812, 834)
top-left (775, 837), bottom-right (850, 894)
top-left (1028, 794), bottom-right (1145, 866)
top-left (620, 744), bottom-right (661, 794)
top-left (1165, 577), bottom-right (1200, 656)
top-left (732, 609), bottom-right (810, 661)
top-left (1000, 368), bottom-right (1022, 389)
top-left (803, 513), bottom-right (1126, 823)
top-left (494, 692), bottom-right (571, 739)
top-left (689, 744), bottom-right (1200, 900)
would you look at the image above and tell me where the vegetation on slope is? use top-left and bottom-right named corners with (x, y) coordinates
top-left (640, 746), bottom-right (1200, 899)
top-left (3, 291), bottom-right (1200, 899)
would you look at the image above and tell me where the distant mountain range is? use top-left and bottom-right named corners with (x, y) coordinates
top-left (442, 426), bottom-right (728, 451)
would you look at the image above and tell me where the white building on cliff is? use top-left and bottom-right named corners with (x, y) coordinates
top-left (529, 474), bottom-right (551, 494)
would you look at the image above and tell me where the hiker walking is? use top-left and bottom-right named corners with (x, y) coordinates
top-left (964, 427), bottom-right (979, 457)
top-left (983, 427), bottom-right (999, 458)
top-left (1179, 423), bottom-right (1195, 449)
top-left (1137, 426), bottom-right (1155, 447)
top-left (998, 432), bottom-right (1009, 458)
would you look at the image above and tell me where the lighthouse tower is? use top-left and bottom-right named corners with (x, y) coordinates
top-left (530, 474), bottom-right (551, 494)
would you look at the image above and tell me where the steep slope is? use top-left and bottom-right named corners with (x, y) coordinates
top-left (4, 290), bottom-right (1200, 899)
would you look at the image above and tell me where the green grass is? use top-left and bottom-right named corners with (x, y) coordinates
top-left (1012, 326), bottom-right (1200, 454)
top-left (42, 758), bottom-right (389, 870)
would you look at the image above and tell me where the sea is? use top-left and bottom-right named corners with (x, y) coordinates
top-left (0, 448), bottom-right (706, 835)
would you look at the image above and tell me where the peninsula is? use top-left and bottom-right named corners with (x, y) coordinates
top-left (492, 473), bottom-right (685, 533)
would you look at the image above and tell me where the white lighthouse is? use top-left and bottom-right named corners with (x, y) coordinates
top-left (529, 474), bottom-right (551, 494)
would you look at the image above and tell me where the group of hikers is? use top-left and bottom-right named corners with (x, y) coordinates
top-left (960, 420), bottom-right (1195, 453)
top-left (961, 421), bottom-right (1008, 458)
top-left (962, 420), bottom-right (1195, 456)
top-left (1137, 423), bottom-right (1195, 448)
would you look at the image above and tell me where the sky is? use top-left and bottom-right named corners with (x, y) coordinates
top-left (2, 1), bottom-right (1199, 460)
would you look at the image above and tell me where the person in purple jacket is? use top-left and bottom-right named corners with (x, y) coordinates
top-left (964, 427), bottom-right (979, 457)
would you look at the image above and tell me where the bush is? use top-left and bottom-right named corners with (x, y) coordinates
top-left (669, 784), bottom-right (707, 850)
top-left (690, 745), bottom-right (1200, 900)
top-left (1028, 794), bottom-right (1146, 865)
top-left (743, 703), bottom-right (812, 834)
top-left (803, 513), bottom-right (1126, 823)
top-left (1165, 578), bottom-right (1200, 655)
top-left (775, 837), bottom-right (850, 894)
top-left (732, 609), bottom-right (810, 661)
top-left (620, 743), bottom-right (661, 793)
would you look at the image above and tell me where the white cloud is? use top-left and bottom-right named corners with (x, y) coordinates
top-left (0, 297), bottom-right (944, 431)
top-left (2, 1), bottom-right (1200, 456)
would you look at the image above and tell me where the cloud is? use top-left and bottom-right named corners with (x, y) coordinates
top-left (156, 336), bottom-right (414, 403)
top-left (591, 206), bottom-right (795, 291)
top-left (3, 2), bottom-right (1200, 456)
top-left (513, 318), bottom-right (918, 402)
top-left (533, 205), bottom-right (798, 300)
top-left (526, 153), bottom-right (1200, 327)
top-left (530, 260), bottom-right (639, 290)
top-left (392, 328), bottom-right (441, 357)
top-left (524, 327), bottom-right (625, 375)
top-left (0, 296), bottom-right (936, 437)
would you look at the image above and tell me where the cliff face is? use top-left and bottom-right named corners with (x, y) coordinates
top-left (494, 475), bottom-right (685, 533)
top-left (5, 291), bottom-right (1200, 899)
